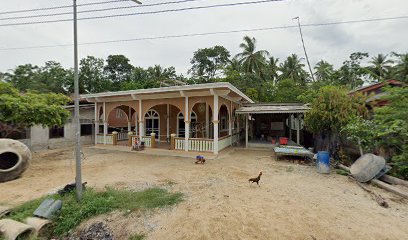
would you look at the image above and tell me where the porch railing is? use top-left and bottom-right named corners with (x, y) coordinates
top-left (96, 134), bottom-right (114, 145)
top-left (218, 135), bottom-right (232, 151)
top-left (117, 132), bottom-right (128, 141)
top-left (130, 135), bottom-right (152, 148)
top-left (174, 137), bottom-right (214, 152)
top-left (174, 137), bottom-right (185, 150)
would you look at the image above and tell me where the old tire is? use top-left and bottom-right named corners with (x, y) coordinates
top-left (0, 139), bottom-right (31, 183)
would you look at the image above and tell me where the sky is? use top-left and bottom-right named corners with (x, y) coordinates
top-left (0, 0), bottom-right (407, 75)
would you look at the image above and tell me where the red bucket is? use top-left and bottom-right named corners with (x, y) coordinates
top-left (279, 137), bottom-right (288, 145)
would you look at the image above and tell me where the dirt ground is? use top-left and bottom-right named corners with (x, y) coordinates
top-left (1, 146), bottom-right (408, 240)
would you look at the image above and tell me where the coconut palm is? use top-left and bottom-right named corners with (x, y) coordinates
top-left (265, 56), bottom-right (280, 84)
top-left (391, 52), bottom-right (408, 83)
top-left (368, 54), bottom-right (393, 80)
top-left (279, 54), bottom-right (309, 85)
top-left (235, 36), bottom-right (269, 77)
top-left (314, 60), bottom-right (334, 82)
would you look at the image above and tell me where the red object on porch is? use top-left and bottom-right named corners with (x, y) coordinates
top-left (271, 139), bottom-right (276, 144)
top-left (279, 137), bottom-right (288, 145)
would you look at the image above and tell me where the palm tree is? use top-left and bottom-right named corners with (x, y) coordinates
top-left (235, 36), bottom-right (269, 77)
top-left (314, 60), bottom-right (334, 82)
top-left (279, 54), bottom-right (309, 85)
top-left (368, 54), bottom-right (393, 81)
top-left (265, 56), bottom-right (280, 84)
top-left (391, 52), bottom-right (408, 83)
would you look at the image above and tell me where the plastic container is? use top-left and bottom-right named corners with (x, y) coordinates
top-left (279, 137), bottom-right (288, 145)
top-left (317, 151), bottom-right (330, 174)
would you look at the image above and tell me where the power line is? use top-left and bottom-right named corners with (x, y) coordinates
top-left (0, 0), bottom-right (207, 21)
top-left (0, 0), bottom-right (133, 15)
top-left (1, 15), bottom-right (407, 51)
top-left (0, 0), bottom-right (284, 27)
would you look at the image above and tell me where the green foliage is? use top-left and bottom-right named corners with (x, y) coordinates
top-left (305, 86), bottom-right (368, 134)
top-left (8, 188), bottom-right (183, 236)
top-left (279, 54), bottom-right (309, 85)
top-left (271, 79), bottom-right (306, 102)
top-left (129, 233), bottom-right (146, 240)
top-left (189, 45), bottom-right (230, 81)
top-left (236, 36), bottom-right (269, 77)
top-left (342, 87), bottom-right (408, 179)
top-left (0, 82), bottom-right (70, 137)
top-left (104, 55), bottom-right (134, 91)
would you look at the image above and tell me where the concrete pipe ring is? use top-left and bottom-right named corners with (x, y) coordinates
top-left (0, 139), bottom-right (31, 183)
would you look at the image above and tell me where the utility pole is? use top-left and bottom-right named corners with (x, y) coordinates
top-left (73, 0), bottom-right (82, 201)
top-left (293, 17), bottom-right (315, 82)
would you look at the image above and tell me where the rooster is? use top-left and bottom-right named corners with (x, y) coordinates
top-left (248, 172), bottom-right (262, 186)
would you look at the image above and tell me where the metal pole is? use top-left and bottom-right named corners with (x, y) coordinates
top-left (294, 17), bottom-right (315, 82)
top-left (73, 0), bottom-right (82, 201)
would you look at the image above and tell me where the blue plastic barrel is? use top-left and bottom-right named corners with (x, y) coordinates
top-left (317, 151), bottom-right (330, 174)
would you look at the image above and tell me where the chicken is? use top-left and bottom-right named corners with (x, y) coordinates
top-left (195, 156), bottom-right (205, 164)
top-left (248, 172), bottom-right (262, 186)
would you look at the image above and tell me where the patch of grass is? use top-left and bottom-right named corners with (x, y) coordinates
top-left (129, 233), bottom-right (146, 240)
top-left (336, 169), bottom-right (349, 176)
top-left (8, 188), bottom-right (183, 237)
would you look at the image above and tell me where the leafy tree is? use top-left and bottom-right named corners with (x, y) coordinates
top-left (338, 52), bottom-right (369, 88)
top-left (0, 82), bottom-right (70, 137)
top-left (271, 79), bottom-right (305, 102)
top-left (236, 36), bottom-right (269, 77)
top-left (3, 64), bottom-right (42, 92)
top-left (39, 61), bottom-right (73, 94)
top-left (79, 56), bottom-right (109, 93)
top-left (342, 87), bottom-right (408, 179)
top-left (245, 88), bottom-right (259, 102)
top-left (104, 55), bottom-right (133, 91)
top-left (367, 54), bottom-right (393, 81)
top-left (279, 54), bottom-right (309, 85)
top-left (189, 46), bottom-right (230, 81)
top-left (304, 86), bottom-right (368, 152)
top-left (147, 65), bottom-right (177, 86)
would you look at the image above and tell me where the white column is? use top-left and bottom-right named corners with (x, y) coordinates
top-left (205, 102), bottom-right (209, 138)
top-left (228, 105), bottom-right (233, 145)
top-left (245, 114), bottom-right (249, 148)
top-left (296, 113), bottom-right (300, 145)
top-left (167, 104), bottom-right (170, 142)
top-left (139, 100), bottom-right (144, 137)
top-left (94, 103), bottom-right (99, 144)
top-left (127, 107), bottom-right (131, 132)
top-left (184, 97), bottom-right (189, 151)
top-left (103, 102), bottom-right (107, 144)
top-left (134, 104), bottom-right (138, 134)
top-left (213, 94), bottom-right (219, 154)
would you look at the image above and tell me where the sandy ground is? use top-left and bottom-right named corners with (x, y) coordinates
top-left (1, 146), bottom-right (408, 240)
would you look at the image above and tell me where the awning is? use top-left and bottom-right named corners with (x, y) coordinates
top-left (236, 103), bottom-right (310, 114)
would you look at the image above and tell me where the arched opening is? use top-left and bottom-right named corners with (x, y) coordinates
top-left (219, 104), bottom-right (229, 137)
top-left (0, 152), bottom-right (19, 170)
top-left (190, 102), bottom-right (213, 138)
top-left (145, 109), bottom-right (160, 138)
top-left (177, 111), bottom-right (197, 138)
top-left (107, 105), bottom-right (137, 132)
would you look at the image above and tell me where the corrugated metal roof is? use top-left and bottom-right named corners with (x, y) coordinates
top-left (236, 103), bottom-right (310, 114)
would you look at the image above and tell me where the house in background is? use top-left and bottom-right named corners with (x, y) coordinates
top-left (2, 103), bottom-right (95, 151)
top-left (349, 79), bottom-right (404, 108)
top-left (82, 82), bottom-right (311, 153)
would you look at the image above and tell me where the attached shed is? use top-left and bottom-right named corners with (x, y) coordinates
top-left (236, 103), bottom-right (310, 148)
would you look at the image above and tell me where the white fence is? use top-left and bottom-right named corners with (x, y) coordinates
top-left (175, 138), bottom-right (185, 150)
top-left (218, 135), bottom-right (232, 151)
top-left (130, 135), bottom-right (152, 148)
top-left (96, 134), bottom-right (114, 145)
top-left (117, 132), bottom-right (128, 141)
top-left (188, 138), bottom-right (214, 152)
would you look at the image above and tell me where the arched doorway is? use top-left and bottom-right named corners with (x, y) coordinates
top-left (145, 109), bottom-right (159, 138)
top-left (177, 111), bottom-right (197, 137)
top-left (219, 104), bottom-right (229, 137)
